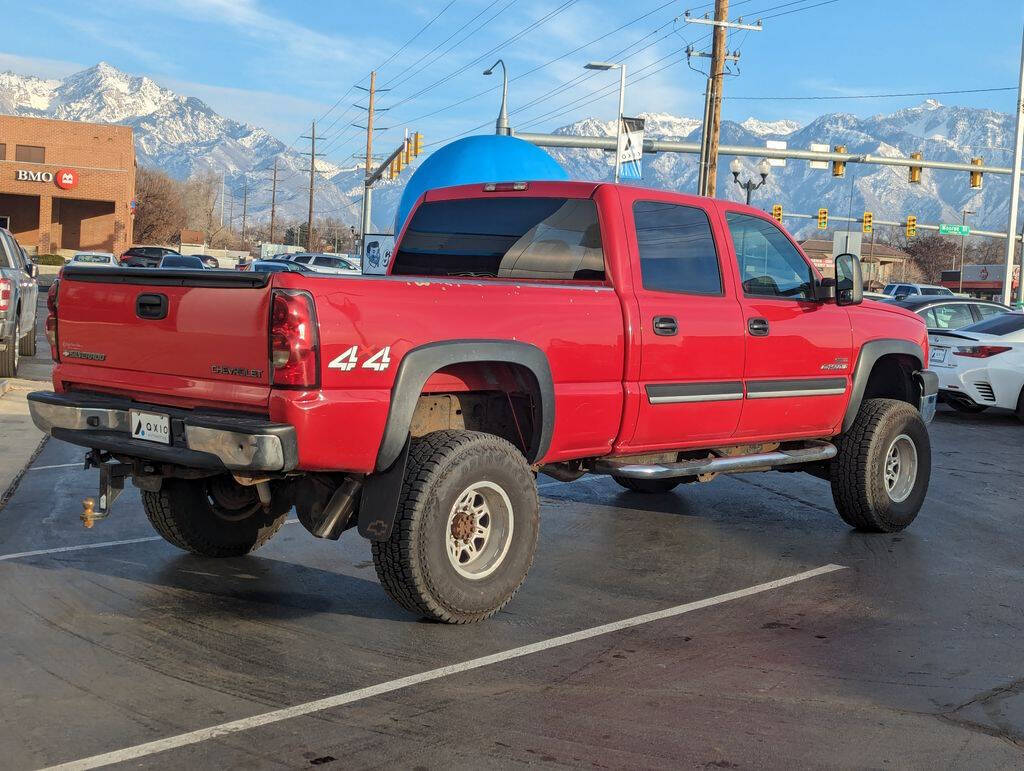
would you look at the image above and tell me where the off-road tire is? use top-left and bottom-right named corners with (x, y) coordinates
top-left (18, 319), bottom-right (36, 357)
top-left (947, 399), bottom-right (987, 414)
top-left (612, 476), bottom-right (682, 494)
top-left (371, 431), bottom-right (540, 624)
top-left (830, 398), bottom-right (931, 532)
top-left (142, 476), bottom-right (288, 557)
top-left (0, 321), bottom-right (19, 378)
top-left (1016, 387), bottom-right (1024, 423)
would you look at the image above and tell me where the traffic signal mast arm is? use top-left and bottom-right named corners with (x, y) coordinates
top-left (777, 210), bottom-right (1024, 243)
top-left (368, 132), bottom-right (423, 186)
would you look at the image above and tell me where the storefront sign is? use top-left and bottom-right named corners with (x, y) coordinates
top-left (55, 168), bottom-right (78, 190)
top-left (14, 168), bottom-right (79, 189)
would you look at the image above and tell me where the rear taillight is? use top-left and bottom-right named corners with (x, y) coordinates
top-left (45, 280), bottom-right (59, 362)
top-left (0, 278), bottom-right (10, 313)
top-left (954, 345), bottom-right (1011, 358)
top-left (270, 289), bottom-right (319, 387)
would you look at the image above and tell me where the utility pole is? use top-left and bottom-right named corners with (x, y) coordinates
top-left (307, 120), bottom-right (316, 252)
top-left (705, 0), bottom-right (729, 198)
top-left (685, 7), bottom-right (762, 197)
top-left (269, 157), bottom-right (278, 244)
top-left (361, 71), bottom-right (377, 252)
top-left (959, 208), bottom-right (974, 294)
top-left (220, 173), bottom-right (225, 227)
top-left (1003, 23), bottom-right (1024, 307)
top-left (241, 176), bottom-right (248, 246)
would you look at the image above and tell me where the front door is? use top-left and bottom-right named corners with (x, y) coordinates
top-left (622, 192), bottom-right (746, 450)
top-left (720, 209), bottom-right (854, 439)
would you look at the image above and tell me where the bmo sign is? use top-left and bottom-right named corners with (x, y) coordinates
top-left (15, 167), bottom-right (78, 190)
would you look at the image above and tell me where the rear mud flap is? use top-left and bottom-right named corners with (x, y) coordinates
top-left (358, 436), bottom-right (410, 541)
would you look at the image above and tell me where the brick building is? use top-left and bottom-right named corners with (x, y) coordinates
top-left (0, 115), bottom-right (135, 255)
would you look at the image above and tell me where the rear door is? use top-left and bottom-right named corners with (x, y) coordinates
top-left (720, 208), bottom-right (854, 438)
top-left (619, 190), bottom-right (746, 449)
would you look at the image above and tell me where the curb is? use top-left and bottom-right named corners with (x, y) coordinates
top-left (0, 379), bottom-right (11, 396)
top-left (0, 435), bottom-right (48, 512)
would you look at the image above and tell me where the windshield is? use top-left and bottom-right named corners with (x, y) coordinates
top-left (393, 197), bottom-right (605, 281)
top-left (959, 313), bottom-right (1024, 336)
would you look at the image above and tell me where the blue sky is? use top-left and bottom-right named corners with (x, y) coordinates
top-left (3, 0), bottom-right (1024, 166)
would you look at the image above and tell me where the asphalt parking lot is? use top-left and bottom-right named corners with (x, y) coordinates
top-left (1, 402), bottom-right (1023, 769)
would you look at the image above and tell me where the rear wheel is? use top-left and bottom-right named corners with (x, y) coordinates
top-left (18, 319), bottom-right (36, 357)
top-left (830, 398), bottom-right (931, 532)
top-left (371, 431), bottom-right (540, 624)
top-left (612, 476), bottom-right (683, 494)
top-left (0, 320), bottom-right (19, 378)
top-left (142, 476), bottom-right (288, 557)
top-left (1016, 387), bottom-right (1024, 423)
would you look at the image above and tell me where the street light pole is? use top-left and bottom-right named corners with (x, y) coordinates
top-left (1002, 23), bottom-right (1024, 307)
top-left (585, 61), bottom-right (625, 184)
top-left (959, 208), bottom-right (974, 294)
top-left (483, 60), bottom-right (511, 136)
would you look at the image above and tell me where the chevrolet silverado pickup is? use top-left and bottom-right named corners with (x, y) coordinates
top-left (29, 181), bottom-right (938, 623)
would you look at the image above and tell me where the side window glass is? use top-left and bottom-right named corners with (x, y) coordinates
top-left (633, 201), bottom-right (722, 295)
top-left (977, 304), bottom-right (1007, 319)
top-left (725, 213), bottom-right (814, 300)
top-left (931, 304), bottom-right (974, 329)
top-left (920, 308), bottom-right (937, 327)
top-left (0, 233), bottom-right (14, 269)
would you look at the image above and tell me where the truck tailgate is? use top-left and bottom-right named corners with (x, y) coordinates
top-left (56, 267), bottom-right (274, 404)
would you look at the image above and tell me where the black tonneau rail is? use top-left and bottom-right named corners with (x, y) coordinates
top-left (61, 265), bottom-right (271, 288)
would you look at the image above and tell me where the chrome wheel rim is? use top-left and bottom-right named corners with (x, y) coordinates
top-left (445, 481), bottom-right (514, 580)
top-left (884, 434), bottom-right (918, 503)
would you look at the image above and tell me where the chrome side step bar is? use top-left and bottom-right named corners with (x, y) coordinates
top-left (592, 440), bottom-right (837, 480)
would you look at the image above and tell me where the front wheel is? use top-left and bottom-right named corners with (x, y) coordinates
top-left (830, 398), bottom-right (931, 532)
top-left (142, 476), bottom-right (289, 557)
top-left (18, 319), bottom-right (36, 357)
top-left (371, 431), bottom-right (540, 624)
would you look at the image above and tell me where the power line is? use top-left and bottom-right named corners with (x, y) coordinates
top-left (726, 86), bottom-right (1018, 100)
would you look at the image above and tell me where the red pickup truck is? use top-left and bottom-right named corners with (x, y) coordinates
top-left (29, 181), bottom-right (937, 623)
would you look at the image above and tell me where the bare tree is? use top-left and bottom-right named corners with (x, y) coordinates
top-left (903, 235), bottom-right (959, 282)
top-left (134, 167), bottom-right (187, 245)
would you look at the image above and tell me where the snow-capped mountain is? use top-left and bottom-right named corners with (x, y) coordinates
top-left (0, 62), bottom-right (1018, 238)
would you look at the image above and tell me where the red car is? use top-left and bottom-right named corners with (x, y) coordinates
top-left (29, 180), bottom-right (936, 623)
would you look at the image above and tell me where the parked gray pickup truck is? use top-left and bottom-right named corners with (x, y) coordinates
top-left (0, 227), bottom-right (40, 377)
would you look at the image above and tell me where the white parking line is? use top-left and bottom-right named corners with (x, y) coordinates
top-left (45, 563), bottom-right (845, 770)
top-left (0, 520), bottom-right (301, 563)
top-left (28, 462), bottom-right (84, 471)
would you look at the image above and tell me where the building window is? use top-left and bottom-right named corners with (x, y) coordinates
top-left (0, 143), bottom-right (6, 160)
top-left (15, 145), bottom-right (45, 164)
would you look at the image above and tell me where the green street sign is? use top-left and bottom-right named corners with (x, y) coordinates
top-left (939, 223), bottom-right (970, 236)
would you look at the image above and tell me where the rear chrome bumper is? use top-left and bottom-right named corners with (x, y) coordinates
top-left (28, 391), bottom-right (298, 472)
top-left (915, 370), bottom-right (938, 424)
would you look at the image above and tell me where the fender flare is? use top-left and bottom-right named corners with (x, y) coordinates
top-left (842, 339), bottom-right (924, 432)
top-left (375, 339), bottom-right (555, 471)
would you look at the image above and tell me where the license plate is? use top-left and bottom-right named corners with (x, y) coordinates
top-left (130, 410), bottom-right (170, 444)
top-left (930, 347), bottom-right (948, 365)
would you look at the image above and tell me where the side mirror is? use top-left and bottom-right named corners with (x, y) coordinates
top-left (834, 252), bottom-right (863, 306)
top-left (27, 262), bottom-right (38, 279)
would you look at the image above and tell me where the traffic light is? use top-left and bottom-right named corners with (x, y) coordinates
top-left (388, 158), bottom-right (396, 180)
top-left (394, 152), bottom-right (404, 174)
top-left (817, 207), bottom-right (828, 230)
top-left (771, 204), bottom-right (783, 223)
top-left (970, 157), bottom-right (983, 189)
top-left (412, 132), bottom-right (424, 156)
top-left (403, 138), bottom-right (412, 165)
top-left (906, 215), bottom-right (917, 238)
top-left (908, 152), bottom-right (922, 184)
top-left (862, 211), bottom-right (873, 234)
top-left (832, 145), bottom-right (846, 178)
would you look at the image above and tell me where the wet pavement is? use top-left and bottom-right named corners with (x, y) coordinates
top-left (1, 406), bottom-right (1023, 768)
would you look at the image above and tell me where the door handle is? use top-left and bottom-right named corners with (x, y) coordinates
top-left (136, 293), bottom-right (168, 320)
top-left (747, 317), bottom-right (770, 336)
top-left (653, 316), bottom-right (678, 336)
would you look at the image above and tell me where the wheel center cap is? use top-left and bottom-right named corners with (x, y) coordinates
top-left (450, 511), bottom-right (475, 542)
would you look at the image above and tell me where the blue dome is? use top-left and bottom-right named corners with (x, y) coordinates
top-left (393, 134), bottom-right (568, 235)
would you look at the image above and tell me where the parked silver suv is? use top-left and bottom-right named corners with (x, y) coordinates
top-left (0, 227), bottom-right (40, 377)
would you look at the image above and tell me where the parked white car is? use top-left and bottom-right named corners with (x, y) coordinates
top-left (929, 313), bottom-right (1024, 418)
top-left (882, 282), bottom-right (954, 299)
top-left (70, 251), bottom-right (118, 267)
top-left (286, 253), bottom-right (360, 275)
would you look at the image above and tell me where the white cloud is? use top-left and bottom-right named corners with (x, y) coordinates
top-left (0, 52), bottom-right (83, 79)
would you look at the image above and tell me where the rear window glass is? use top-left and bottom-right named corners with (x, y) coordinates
top-left (73, 254), bottom-right (110, 263)
top-left (959, 313), bottom-right (1024, 336)
top-left (393, 197), bottom-right (605, 281)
